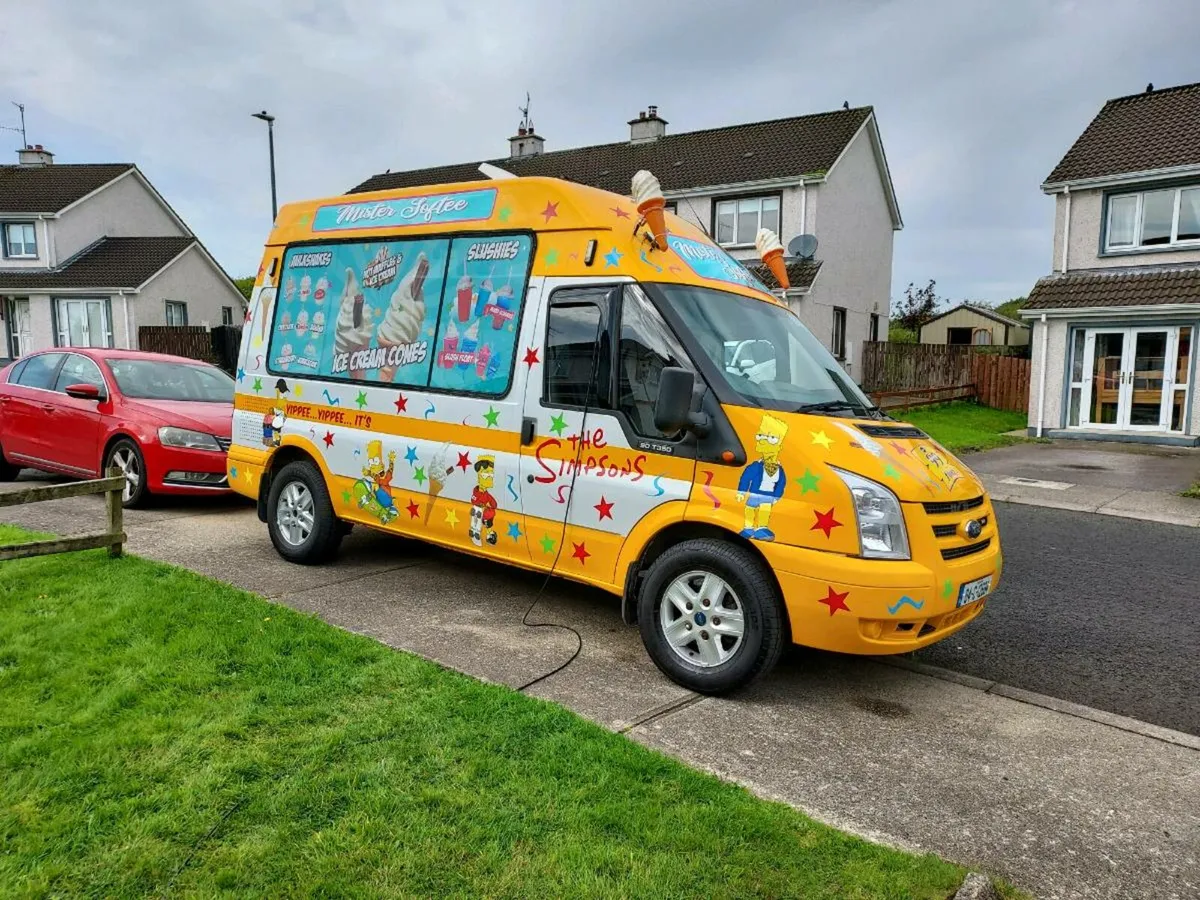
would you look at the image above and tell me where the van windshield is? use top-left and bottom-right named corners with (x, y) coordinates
top-left (651, 284), bottom-right (877, 417)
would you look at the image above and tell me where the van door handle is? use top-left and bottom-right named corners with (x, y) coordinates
top-left (520, 416), bottom-right (537, 446)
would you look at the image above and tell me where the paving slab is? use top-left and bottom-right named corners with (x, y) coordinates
top-left (963, 441), bottom-right (1199, 493)
top-left (980, 475), bottom-right (1200, 527)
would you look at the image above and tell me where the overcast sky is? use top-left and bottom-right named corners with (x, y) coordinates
top-left (3, 0), bottom-right (1197, 307)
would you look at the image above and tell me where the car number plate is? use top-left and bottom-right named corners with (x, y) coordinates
top-left (957, 576), bottom-right (992, 608)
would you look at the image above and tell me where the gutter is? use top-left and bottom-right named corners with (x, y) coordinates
top-left (1036, 313), bottom-right (1048, 438)
top-left (663, 174), bottom-right (822, 200)
top-left (1060, 186), bottom-right (1070, 273)
top-left (1042, 162), bottom-right (1200, 193)
top-left (1020, 303), bottom-right (1200, 320)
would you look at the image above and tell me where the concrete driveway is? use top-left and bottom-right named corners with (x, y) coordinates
top-left (2, 476), bottom-right (1198, 900)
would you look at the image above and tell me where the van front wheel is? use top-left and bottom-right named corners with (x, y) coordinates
top-left (638, 539), bottom-right (786, 694)
top-left (267, 460), bottom-right (343, 564)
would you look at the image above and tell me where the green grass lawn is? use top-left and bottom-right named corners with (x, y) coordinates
top-left (899, 403), bottom-right (1029, 454)
top-left (0, 524), bottom-right (973, 898)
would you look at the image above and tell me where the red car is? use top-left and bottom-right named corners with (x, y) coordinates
top-left (0, 348), bottom-right (234, 507)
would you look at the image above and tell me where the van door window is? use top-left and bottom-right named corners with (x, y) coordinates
top-left (616, 285), bottom-right (694, 438)
top-left (543, 287), bottom-right (613, 409)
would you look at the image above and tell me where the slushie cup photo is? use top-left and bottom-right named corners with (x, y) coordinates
top-left (474, 278), bottom-right (492, 317)
top-left (490, 284), bottom-right (514, 328)
top-left (456, 275), bottom-right (473, 322)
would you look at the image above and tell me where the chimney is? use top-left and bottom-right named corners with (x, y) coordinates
top-left (17, 144), bottom-right (54, 166)
top-left (629, 106), bottom-right (667, 143)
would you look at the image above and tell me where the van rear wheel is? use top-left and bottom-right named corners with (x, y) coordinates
top-left (267, 460), bottom-right (343, 564)
top-left (638, 538), bottom-right (786, 695)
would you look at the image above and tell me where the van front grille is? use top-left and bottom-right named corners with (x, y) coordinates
top-left (941, 538), bottom-right (991, 561)
top-left (923, 496), bottom-right (984, 516)
top-left (932, 523), bottom-right (958, 538)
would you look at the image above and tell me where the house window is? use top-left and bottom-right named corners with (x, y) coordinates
top-left (221, 306), bottom-right (234, 326)
top-left (3, 222), bottom-right (37, 258)
top-left (55, 299), bottom-right (113, 348)
top-left (165, 300), bottom-right (189, 326)
top-left (869, 313), bottom-right (880, 343)
top-left (664, 201), bottom-right (678, 214)
top-left (1105, 185), bottom-right (1200, 251)
top-left (832, 307), bottom-right (847, 360)
top-left (714, 195), bottom-right (780, 246)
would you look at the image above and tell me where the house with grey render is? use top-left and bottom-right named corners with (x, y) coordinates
top-left (1024, 82), bottom-right (1199, 445)
top-left (351, 104), bottom-right (902, 379)
top-left (0, 146), bottom-right (246, 362)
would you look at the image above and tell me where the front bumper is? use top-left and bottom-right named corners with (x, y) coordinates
top-left (757, 495), bottom-right (1002, 655)
top-left (145, 444), bottom-right (231, 495)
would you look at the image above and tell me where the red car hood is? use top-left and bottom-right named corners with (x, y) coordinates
top-left (122, 399), bottom-right (233, 437)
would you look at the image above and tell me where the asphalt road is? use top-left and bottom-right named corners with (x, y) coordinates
top-left (914, 501), bottom-right (1200, 735)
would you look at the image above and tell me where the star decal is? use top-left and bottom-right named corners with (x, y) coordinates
top-left (506, 521), bottom-right (523, 542)
top-left (456, 451), bottom-right (472, 472)
top-left (942, 579), bottom-right (955, 599)
top-left (252, 377), bottom-right (263, 394)
top-left (544, 248), bottom-right (560, 266)
top-left (541, 201), bottom-right (559, 222)
top-left (404, 446), bottom-right (419, 465)
top-left (810, 430), bottom-right (833, 450)
top-left (818, 586), bottom-right (851, 616)
top-left (603, 247), bottom-right (623, 268)
top-left (444, 507), bottom-right (459, 528)
top-left (523, 347), bottom-right (540, 368)
top-left (293, 384), bottom-right (303, 397)
top-left (244, 469), bottom-right (254, 483)
top-left (244, 308), bottom-right (253, 324)
top-left (571, 541), bottom-right (591, 565)
top-left (497, 206), bottom-right (512, 222)
top-left (236, 367), bottom-right (246, 382)
top-left (811, 507), bottom-right (843, 539)
top-left (229, 466), bottom-right (238, 480)
top-left (252, 335), bottom-right (262, 348)
top-left (394, 393), bottom-right (408, 413)
top-left (341, 489), bottom-right (351, 504)
top-left (890, 441), bottom-right (910, 457)
top-left (539, 534), bottom-right (556, 554)
top-left (611, 206), bottom-right (631, 219)
top-left (323, 431), bottom-right (335, 448)
top-left (413, 466), bottom-right (427, 486)
top-left (883, 463), bottom-right (902, 482)
top-left (594, 496), bottom-right (614, 521)
top-left (407, 499), bottom-right (421, 519)
top-left (483, 406), bottom-right (500, 428)
top-left (549, 412), bottom-right (568, 436)
top-left (355, 390), bottom-right (368, 410)
top-left (796, 468), bottom-right (821, 495)
top-left (297, 213), bottom-right (311, 226)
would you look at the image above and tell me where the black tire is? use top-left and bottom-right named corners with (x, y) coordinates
top-left (267, 459), bottom-right (343, 564)
top-left (104, 438), bottom-right (149, 508)
top-left (0, 439), bottom-right (21, 481)
top-left (638, 538), bottom-right (786, 695)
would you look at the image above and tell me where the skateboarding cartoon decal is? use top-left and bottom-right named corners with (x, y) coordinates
top-left (355, 439), bottom-right (399, 524)
top-left (469, 454), bottom-right (499, 546)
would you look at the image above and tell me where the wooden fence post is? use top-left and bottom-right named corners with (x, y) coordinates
top-left (106, 465), bottom-right (124, 558)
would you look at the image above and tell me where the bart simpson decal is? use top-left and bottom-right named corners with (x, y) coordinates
top-left (914, 444), bottom-right (961, 493)
top-left (469, 455), bottom-right (499, 547)
top-left (357, 439), bottom-right (398, 524)
top-left (736, 414), bottom-right (789, 541)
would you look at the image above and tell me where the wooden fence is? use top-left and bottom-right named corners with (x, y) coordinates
top-left (862, 342), bottom-right (1030, 413)
top-left (138, 326), bottom-right (217, 364)
top-left (970, 353), bottom-right (1030, 413)
top-left (0, 469), bottom-right (125, 561)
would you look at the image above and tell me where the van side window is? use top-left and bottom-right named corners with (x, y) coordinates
top-left (543, 288), bottom-right (613, 410)
top-left (616, 285), bottom-right (694, 438)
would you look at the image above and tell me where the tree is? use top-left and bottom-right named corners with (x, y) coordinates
top-left (233, 276), bottom-right (255, 302)
top-left (893, 280), bottom-right (939, 333)
top-left (995, 296), bottom-right (1028, 320)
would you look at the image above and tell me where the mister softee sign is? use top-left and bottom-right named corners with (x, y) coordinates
top-left (313, 189), bottom-right (498, 232)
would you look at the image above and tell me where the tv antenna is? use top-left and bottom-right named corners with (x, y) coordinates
top-left (1, 102), bottom-right (27, 148)
top-left (518, 92), bottom-right (533, 133)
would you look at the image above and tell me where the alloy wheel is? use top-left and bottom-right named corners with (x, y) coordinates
top-left (659, 570), bottom-right (746, 668)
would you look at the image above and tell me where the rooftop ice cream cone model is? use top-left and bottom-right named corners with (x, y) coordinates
top-left (755, 228), bottom-right (789, 291)
top-left (334, 267), bottom-right (373, 378)
top-left (377, 253), bottom-right (430, 382)
top-left (632, 169), bottom-right (668, 250)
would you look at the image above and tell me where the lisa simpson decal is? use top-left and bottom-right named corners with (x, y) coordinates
top-left (737, 414), bottom-right (789, 541)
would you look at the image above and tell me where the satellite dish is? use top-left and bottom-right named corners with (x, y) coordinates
top-left (788, 234), bottom-right (818, 260)
top-left (479, 162), bottom-right (517, 180)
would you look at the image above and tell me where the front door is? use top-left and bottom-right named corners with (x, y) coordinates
top-left (1078, 326), bottom-right (1185, 431)
top-left (5, 298), bottom-right (31, 358)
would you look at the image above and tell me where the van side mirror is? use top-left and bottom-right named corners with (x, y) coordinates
top-left (64, 383), bottom-right (103, 401)
top-left (654, 367), bottom-right (709, 436)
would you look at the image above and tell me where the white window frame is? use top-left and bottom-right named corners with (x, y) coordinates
top-left (832, 307), bottom-right (847, 361)
top-left (1104, 185), bottom-right (1200, 252)
top-left (55, 298), bottom-right (113, 348)
top-left (714, 195), bottom-right (781, 247)
top-left (165, 300), bottom-right (189, 326)
top-left (221, 306), bottom-right (234, 326)
top-left (3, 222), bottom-right (38, 258)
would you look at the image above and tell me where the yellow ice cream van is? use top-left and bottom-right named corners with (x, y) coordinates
top-left (230, 170), bottom-right (1002, 693)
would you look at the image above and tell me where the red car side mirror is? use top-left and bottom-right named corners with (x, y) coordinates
top-left (64, 383), bottom-right (104, 401)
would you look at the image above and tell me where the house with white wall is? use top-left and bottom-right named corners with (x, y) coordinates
top-left (1024, 82), bottom-right (1199, 445)
top-left (350, 104), bottom-right (902, 379)
top-left (0, 147), bottom-right (246, 362)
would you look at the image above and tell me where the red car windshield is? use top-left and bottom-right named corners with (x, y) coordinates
top-left (106, 359), bottom-right (234, 402)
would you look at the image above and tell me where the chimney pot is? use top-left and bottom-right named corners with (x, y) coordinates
top-left (628, 107), bottom-right (667, 143)
top-left (648, 105), bottom-right (657, 117)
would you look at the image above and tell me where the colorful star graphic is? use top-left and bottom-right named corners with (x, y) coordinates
top-left (341, 489), bottom-right (352, 504)
top-left (890, 441), bottom-right (910, 457)
top-left (252, 377), bottom-right (263, 394)
top-left (252, 335), bottom-right (262, 348)
top-left (611, 206), bottom-right (631, 219)
top-left (236, 367), bottom-right (245, 382)
top-left (394, 393), bottom-right (408, 413)
top-left (523, 347), bottom-right (540, 368)
top-left (323, 431), bottom-right (335, 448)
top-left (811, 507), bottom-right (843, 539)
top-left (942, 579), bottom-right (955, 599)
top-left (544, 248), bottom-right (560, 266)
top-left (229, 466), bottom-right (238, 480)
top-left (818, 586), bottom-right (851, 616)
top-left (413, 466), bottom-right (427, 486)
top-left (883, 463), bottom-right (902, 482)
top-left (355, 390), bottom-right (368, 410)
top-left (810, 430), bottom-right (833, 450)
top-left (603, 247), bottom-right (623, 268)
top-left (549, 412), bottom-right (568, 436)
top-left (444, 507), bottom-right (459, 528)
top-left (571, 541), bottom-right (591, 565)
top-left (407, 500), bottom-right (421, 519)
top-left (796, 468), bottom-right (821, 494)
top-left (540, 534), bottom-right (556, 554)
top-left (293, 384), bottom-right (303, 397)
top-left (497, 206), bottom-right (512, 222)
top-left (483, 406), bottom-right (500, 428)
top-left (404, 446), bottom-right (419, 465)
top-left (541, 201), bottom-right (559, 222)
top-left (297, 213), bottom-right (311, 226)
top-left (244, 469), bottom-right (254, 483)
top-left (456, 451), bottom-right (472, 472)
top-left (507, 521), bottom-right (523, 542)
top-left (594, 496), bottom-right (614, 521)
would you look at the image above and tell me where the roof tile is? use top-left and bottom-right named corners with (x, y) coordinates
top-left (0, 236), bottom-right (195, 290)
top-left (1025, 267), bottom-right (1200, 310)
top-left (744, 259), bottom-right (822, 292)
top-left (0, 163), bottom-right (134, 213)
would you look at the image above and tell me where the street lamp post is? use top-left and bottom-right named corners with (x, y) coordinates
top-left (251, 110), bottom-right (277, 222)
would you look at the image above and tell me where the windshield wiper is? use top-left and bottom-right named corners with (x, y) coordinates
top-left (793, 400), bottom-right (865, 414)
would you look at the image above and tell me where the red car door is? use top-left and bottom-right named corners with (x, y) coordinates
top-left (48, 352), bottom-right (107, 476)
top-left (1, 352), bottom-right (66, 466)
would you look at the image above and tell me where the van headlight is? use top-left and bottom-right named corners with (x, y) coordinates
top-left (831, 468), bottom-right (910, 560)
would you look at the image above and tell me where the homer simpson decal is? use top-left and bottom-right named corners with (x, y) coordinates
top-left (355, 439), bottom-right (398, 524)
top-left (469, 455), bottom-right (499, 547)
top-left (736, 414), bottom-right (789, 541)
